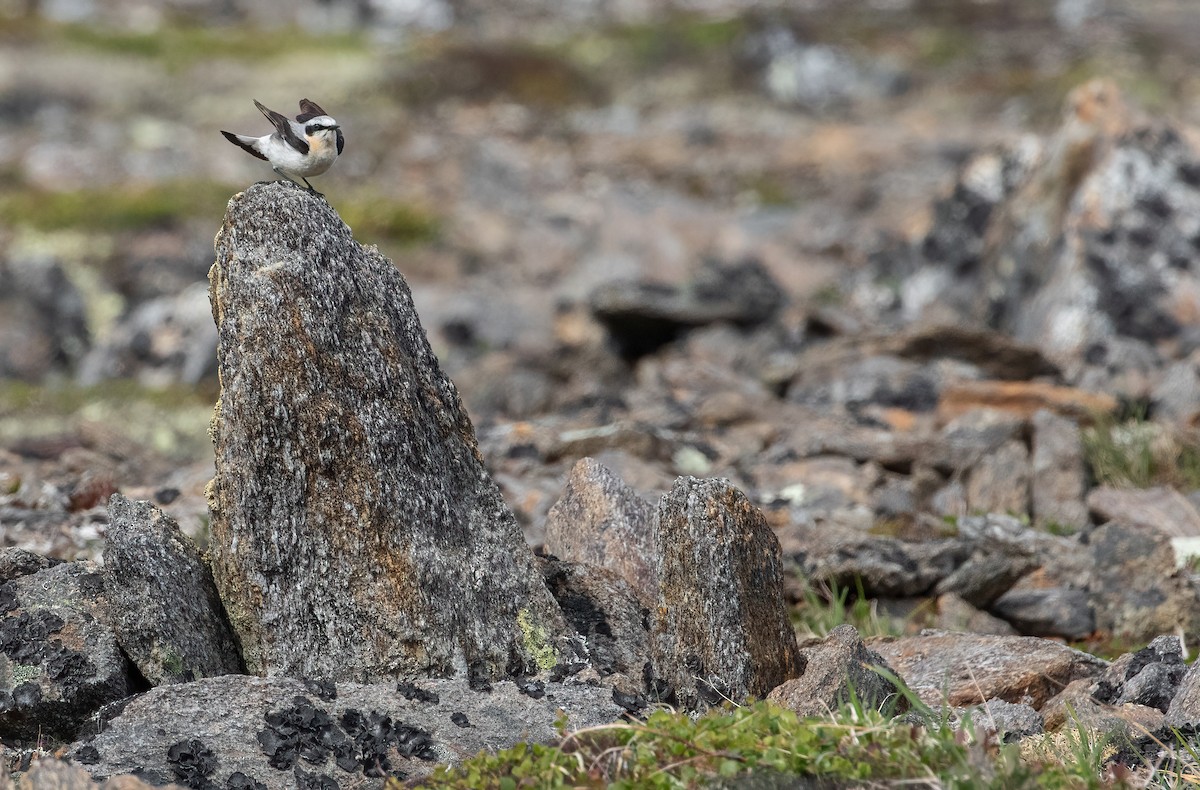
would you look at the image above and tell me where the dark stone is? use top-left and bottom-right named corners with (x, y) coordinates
top-left (989, 588), bottom-right (1095, 641)
top-left (767, 625), bottom-right (904, 717)
top-left (590, 257), bottom-right (784, 359)
top-left (207, 182), bottom-right (579, 681)
top-left (396, 681), bottom-right (438, 704)
top-left (103, 494), bottom-right (243, 685)
top-left (450, 711), bottom-right (471, 728)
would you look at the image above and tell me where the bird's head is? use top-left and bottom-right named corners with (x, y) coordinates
top-left (304, 115), bottom-right (342, 148)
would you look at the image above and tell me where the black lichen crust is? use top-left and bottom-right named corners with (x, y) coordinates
top-left (166, 738), bottom-right (218, 789)
top-left (256, 695), bottom-right (437, 780)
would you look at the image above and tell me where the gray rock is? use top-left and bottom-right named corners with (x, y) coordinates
top-left (1087, 486), bottom-right (1200, 538)
top-left (0, 548), bottom-right (62, 581)
top-left (931, 542), bottom-right (1036, 609)
top-left (1030, 409), bottom-right (1089, 531)
top-left (791, 529), bottom-right (971, 599)
top-left (1043, 677), bottom-right (1165, 738)
top-left (207, 182), bottom-right (579, 681)
top-left (74, 674), bottom-right (624, 788)
top-left (1087, 521), bottom-right (1200, 643)
top-left (1167, 656), bottom-right (1200, 726)
top-left (965, 439), bottom-right (1030, 518)
top-left (102, 494), bottom-right (242, 685)
top-left (543, 457), bottom-right (658, 600)
top-left (961, 698), bottom-right (1044, 743)
top-left (989, 588), bottom-right (1095, 640)
top-left (1095, 634), bottom-right (1186, 712)
top-left (871, 630), bottom-right (1107, 709)
top-left (77, 282), bottom-right (218, 387)
top-left (539, 557), bottom-right (650, 679)
top-left (1152, 358), bottom-right (1200, 427)
top-left (651, 477), bottom-right (801, 709)
top-left (590, 257), bottom-right (784, 359)
top-left (0, 562), bottom-right (132, 740)
top-left (767, 625), bottom-right (906, 718)
top-left (934, 594), bottom-right (1018, 636)
top-left (0, 255), bottom-right (89, 381)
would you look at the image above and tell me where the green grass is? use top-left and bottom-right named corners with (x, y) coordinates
top-left (55, 22), bottom-right (365, 71)
top-left (0, 182), bottom-right (440, 247)
top-left (1082, 412), bottom-right (1200, 490)
top-left (0, 181), bottom-right (233, 233)
top-left (410, 692), bottom-right (1141, 789)
top-left (792, 578), bottom-right (907, 641)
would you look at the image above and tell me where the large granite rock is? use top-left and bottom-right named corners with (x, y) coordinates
top-left (207, 182), bottom-right (580, 681)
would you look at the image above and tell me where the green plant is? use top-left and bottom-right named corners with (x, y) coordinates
top-left (1082, 410), bottom-right (1200, 490)
top-left (792, 578), bottom-right (906, 641)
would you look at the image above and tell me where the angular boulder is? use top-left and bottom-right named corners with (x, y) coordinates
top-left (543, 457), bottom-right (658, 601)
top-left (207, 182), bottom-right (579, 681)
top-left (0, 562), bottom-right (132, 740)
top-left (767, 625), bottom-right (906, 718)
top-left (102, 494), bottom-right (242, 684)
top-left (650, 477), bottom-right (801, 709)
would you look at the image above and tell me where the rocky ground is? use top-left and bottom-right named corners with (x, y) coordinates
top-left (9, 0), bottom-right (1200, 786)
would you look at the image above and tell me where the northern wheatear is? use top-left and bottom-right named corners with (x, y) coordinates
top-left (221, 99), bottom-right (344, 193)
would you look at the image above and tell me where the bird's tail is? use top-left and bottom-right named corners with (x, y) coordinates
top-left (221, 131), bottom-right (268, 162)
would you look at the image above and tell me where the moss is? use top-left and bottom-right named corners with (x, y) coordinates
top-left (337, 195), bottom-right (441, 247)
top-left (56, 23), bottom-right (365, 71)
top-left (516, 608), bottom-right (557, 672)
top-left (0, 181), bottom-right (233, 233)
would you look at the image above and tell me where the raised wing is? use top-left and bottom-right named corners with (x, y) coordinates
top-left (296, 98), bottom-right (328, 123)
top-left (255, 99), bottom-right (309, 155)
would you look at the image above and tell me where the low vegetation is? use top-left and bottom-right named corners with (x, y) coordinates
top-left (1083, 411), bottom-right (1200, 490)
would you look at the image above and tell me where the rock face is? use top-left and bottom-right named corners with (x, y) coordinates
top-left (543, 457), bottom-right (658, 600)
top-left (73, 674), bottom-right (624, 789)
top-left (0, 562), bottom-right (132, 740)
top-left (651, 477), bottom-right (801, 708)
top-left (102, 494), bottom-right (242, 684)
top-left (207, 182), bottom-right (578, 681)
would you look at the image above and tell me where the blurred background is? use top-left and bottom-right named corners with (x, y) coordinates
top-left (3, 0), bottom-right (1200, 558)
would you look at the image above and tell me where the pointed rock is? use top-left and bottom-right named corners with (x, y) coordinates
top-left (543, 457), bottom-right (658, 600)
top-left (651, 477), bottom-right (801, 709)
top-left (767, 625), bottom-right (906, 718)
top-left (102, 494), bottom-right (242, 684)
top-left (207, 182), bottom-right (578, 681)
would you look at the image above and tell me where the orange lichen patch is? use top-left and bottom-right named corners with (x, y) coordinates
top-left (938, 379), bottom-right (1117, 424)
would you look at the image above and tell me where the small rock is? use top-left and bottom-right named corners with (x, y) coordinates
top-left (767, 625), bottom-right (907, 718)
top-left (539, 557), bottom-right (651, 678)
top-left (0, 561), bottom-right (132, 741)
top-left (937, 380), bottom-right (1117, 423)
top-left (989, 588), bottom-right (1095, 641)
top-left (590, 258), bottom-right (784, 359)
top-left (651, 477), bottom-right (801, 709)
top-left (1087, 521), bottom-right (1200, 643)
top-left (871, 630), bottom-right (1107, 709)
top-left (1086, 486), bottom-right (1200, 538)
top-left (543, 458), bottom-right (658, 600)
top-left (102, 494), bottom-right (242, 684)
top-left (1030, 409), bottom-right (1089, 531)
top-left (961, 698), bottom-right (1044, 743)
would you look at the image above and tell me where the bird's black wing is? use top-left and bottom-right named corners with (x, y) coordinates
top-left (296, 98), bottom-right (327, 123)
top-left (255, 100), bottom-right (309, 155)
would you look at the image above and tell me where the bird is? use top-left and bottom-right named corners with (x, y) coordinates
top-left (221, 99), bottom-right (344, 193)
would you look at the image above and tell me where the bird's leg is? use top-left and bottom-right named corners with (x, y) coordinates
top-left (301, 177), bottom-right (323, 196)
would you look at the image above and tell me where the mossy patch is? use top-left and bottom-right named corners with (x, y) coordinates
top-left (0, 181), bottom-right (233, 233)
